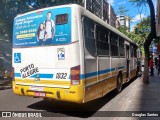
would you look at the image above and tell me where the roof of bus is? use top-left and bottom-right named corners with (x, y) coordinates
top-left (15, 4), bottom-right (138, 47)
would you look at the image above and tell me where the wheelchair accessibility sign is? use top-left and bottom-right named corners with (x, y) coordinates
top-left (14, 53), bottom-right (21, 63)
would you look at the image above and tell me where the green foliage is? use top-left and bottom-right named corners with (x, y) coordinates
top-left (153, 37), bottom-right (159, 44)
top-left (132, 17), bottom-right (151, 54)
top-left (117, 26), bottom-right (129, 36)
top-left (127, 31), bottom-right (146, 55)
top-left (129, 0), bottom-right (147, 7)
top-left (117, 17), bottom-right (151, 55)
top-left (134, 17), bottom-right (150, 36)
top-left (117, 6), bottom-right (129, 15)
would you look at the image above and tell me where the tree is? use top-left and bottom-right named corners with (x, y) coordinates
top-left (128, 31), bottom-right (144, 48)
top-left (117, 5), bottom-right (131, 33)
top-left (117, 26), bottom-right (129, 36)
top-left (117, 6), bottom-right (129, 15)
top-left (0, 0), bottom-right (14, 40)
top-left (126, 17), bottom-right (151, 56)
top-left (134, 17), bottom-right (150, 47)
top-left (117, 16), bottom-right (150, 46)
top-left (130, 0), bottom-right (156, 84)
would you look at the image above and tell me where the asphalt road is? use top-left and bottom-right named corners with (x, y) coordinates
top-left (0, 78), bottom-right (140, 120)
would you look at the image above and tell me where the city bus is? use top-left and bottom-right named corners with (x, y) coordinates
top-left (12, 4), bottom-right (141, 103)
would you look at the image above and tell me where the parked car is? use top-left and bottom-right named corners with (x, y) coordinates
top-left (4, 70), bottom-right (12, 78)
top-left (0, 69), bottom-right (5, 79)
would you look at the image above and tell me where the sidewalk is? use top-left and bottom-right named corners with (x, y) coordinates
top-left (118, 68), bottom-right (160, 120)
top-left (126, 69), bottom-right (160, 111)
top-left (99, 68), bottom-right (160, 120)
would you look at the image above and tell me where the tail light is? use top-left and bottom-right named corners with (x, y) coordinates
top-left (11, 67), bottom-right (15, 80)
top-left (71, 65), bottom-right (80, 85)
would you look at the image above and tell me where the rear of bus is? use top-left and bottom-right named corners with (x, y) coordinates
top-left (12, 5), bottom-right (84, 103)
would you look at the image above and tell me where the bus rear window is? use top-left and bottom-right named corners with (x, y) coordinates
top-left (56, 14), bottom-right (68, 25)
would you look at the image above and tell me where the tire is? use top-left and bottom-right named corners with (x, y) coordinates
top-left (116, 74), bottom-right (122, 93)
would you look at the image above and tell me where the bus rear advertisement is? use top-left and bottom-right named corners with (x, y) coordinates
top-left (13, 7), bottom-right (71, 47)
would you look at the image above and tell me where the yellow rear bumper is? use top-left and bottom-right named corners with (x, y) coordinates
top-left (12, 80), bottom-right (84, 103)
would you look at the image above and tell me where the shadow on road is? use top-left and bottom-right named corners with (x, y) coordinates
top-left (27, 77), bottom-right (137, 118)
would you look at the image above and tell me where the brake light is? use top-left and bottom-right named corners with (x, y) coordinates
top-left (71, 65), bottom-right (80, 85)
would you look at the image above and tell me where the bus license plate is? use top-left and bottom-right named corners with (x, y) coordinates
top-left (30, 86), bottom-right (44, 91)
top-left (34, 92), bottom-right (46, 97)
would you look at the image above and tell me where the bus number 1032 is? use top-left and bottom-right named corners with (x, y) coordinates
top-left (56, 73), bottom-right (67, 79)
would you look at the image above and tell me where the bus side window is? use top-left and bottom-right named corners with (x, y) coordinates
top-left (110, 32), bottom-right (118, 57)
top-left (84, 18), bottom-right (96, 56)
top-left (131, 45), bottom-right (135, 58)
top-left (134, 46), bottom-right (137, 58)
top-left (96, 25), bottom-right (109, 56)
top-left (119, 37), bottom-right (125, 57)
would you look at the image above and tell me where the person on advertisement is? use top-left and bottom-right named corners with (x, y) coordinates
top-left (43, 11), bottom-right (56, 45)
top-left (37, 23), bottom-right (47, 45)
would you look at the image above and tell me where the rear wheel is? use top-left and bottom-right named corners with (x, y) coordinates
top-left (116, 74), bottom-right (122, 93)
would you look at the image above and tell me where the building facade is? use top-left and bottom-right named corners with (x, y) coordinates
top-left (55, 0), bottom-right (118, 28)
top-left (117, 15), bottom-right (130, 32)
top-left (86, 0), bottom-right (103, 19)
top-left (102, 1), bottom-right (117, 27)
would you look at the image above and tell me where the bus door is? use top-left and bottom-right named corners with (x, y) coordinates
top-left (126, 45), bottom-right (130, 79)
